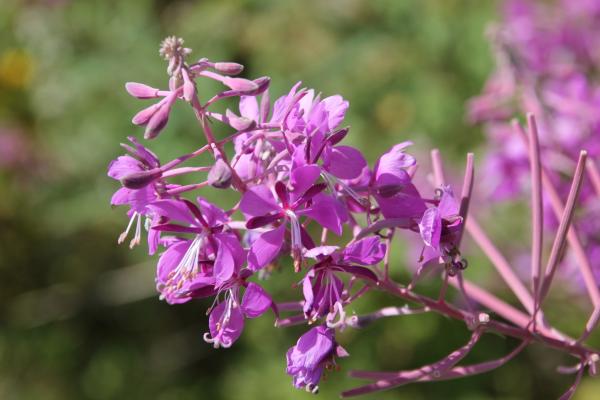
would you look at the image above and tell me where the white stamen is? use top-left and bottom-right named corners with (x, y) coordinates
top-left (326, 301), bottom-right (347, 329)
top-left (323, 172), bottom-right (368, 206)
top-left (285, 210), bottom-right (303, 252)
top-left (118, 212), bottom-right (139, 244)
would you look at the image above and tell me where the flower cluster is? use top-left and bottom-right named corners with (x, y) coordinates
top-left (469, 0), bottom-right (600, 285)
top-left (109, 37), bottom-right (599, 397)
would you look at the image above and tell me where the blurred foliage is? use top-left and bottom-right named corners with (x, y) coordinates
top-left (1, 0), bottom-right (598, 399)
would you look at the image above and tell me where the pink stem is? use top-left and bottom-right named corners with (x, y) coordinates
top-left (380, 280), bottom-right (591, 356)
top-left (430, 149), bottom-right (446, 187)
top-left (537, 151), bottom-right (587, 307)
top-left (515, 122), bottom-right (600, 309)
top-left (346, 305), bottom-right (431, 329)
top-left (527, 114), bottom-right (544, 302)
top-left (165, 181), bottom-right (209, 196)
top-left (558, 366), bottom-right (584, 400)
top-left (162, 166), bottom-right (211, 178)
top-left (342, 329), bottom-right (483, 397)
top-left (456, 153), bottom-right (474, 247)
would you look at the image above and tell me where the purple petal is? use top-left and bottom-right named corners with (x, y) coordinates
top-left (208, 300), bottom-right (245, 347)
top-left (342, 237), bottom-right (386, 265)
top-left (239, 96), bottom-right (259, 120)
top-left (239, 185), bottom-right (279, 217)
top-left (336, 265), bottom-right (378, 282)
top-left (214, 236), bottom-right (236, 286)
top-left (303, 246), bottom-right (339, 259)
top-left (241, 282), bottom-right (272, 318)
top-left (438, 186), bottom-right (460, 217)
top-left (322, 95), bottom-right (349, 131)
top-left (248, 224), bottom-right (286, 271)
top-left (196, 196), bottom-right (229, 226)
top-left (323, 145), bottom-right (366, 180)
top-left (300, 194), bottom-right (348, 236)
top-left (108, 156), bottom-right (142, 180)
top-left (147, 199), bottom-right (196, 225)
top-left (290, 164), bottom-right (321, 201)
top-left (419, 207), bottom-right (442, 249)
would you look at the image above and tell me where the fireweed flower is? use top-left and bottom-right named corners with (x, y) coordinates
top-left (109, 37), bottom-right (600, 397)
top-left (108, 136), bottom-right (163, 251)
top-left (240, 166), bottom-right (348, 272)
top-left (418, 186), bottom-right (465, 275)
top-left (286, 326), bottom-right (348, 393)
top-left (204, 280), bottom-right (273, 348)
top-left (150, 197), bottom-right (245, 303)
top-left (301, 237), bottom-right (385, 324)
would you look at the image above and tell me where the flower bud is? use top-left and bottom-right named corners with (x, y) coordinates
top-left (120, 168), bottom-right (163, 189)
top-left (132, 103), bottom-right (160, 125)
top-left (222, 77), bottom-right (259, 92)
top-left (144, 105), bottom-right (170, 139)
top-left (327, 127), bottom-right (349, 146)
top-left (214, 62), bottom-right (244, 75)
top-left (225, 109), bottom-right (256, 131)
top-left (144, 93), bottom-right (177, 139)
top-left (125, 82), bottom-right (160, 99)
top-left (208, 158), bottom-right (232, 189)
top-left (182, 69), bottom-right (196, 102)
top-left (246, 76), bottom-right (270, 96)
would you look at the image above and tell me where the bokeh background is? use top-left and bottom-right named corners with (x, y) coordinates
top-left (1, 0), bottom-right (599, 399)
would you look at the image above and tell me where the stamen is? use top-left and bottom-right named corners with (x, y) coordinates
top-left (118, 212), bottom-right (138, 245)
top-left (326, 301), bottom-right (347, 329)
top-left (323, 172), bottom-right (369, 207)
top-left (129, 213), bottom-right (143, 249)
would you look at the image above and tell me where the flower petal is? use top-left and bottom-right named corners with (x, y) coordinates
top-left (324, 145), bottom-right (366, 180)
top-left (239, 185), bottom-right (279, 217)
top-left (247, 224), bottom-right (286, 271)
top-left (342, 237), bottom-right (386, 265)
top-left (241, 282), bottom-right (272, 318)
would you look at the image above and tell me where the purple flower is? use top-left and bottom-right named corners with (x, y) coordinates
top-left (240, 167), bottom-right (348, 271)
top-left (301, 237), bottom-right (384, 324)
top-left (149, 197), bottom-right (245, 303)
top-left (418, 186), bottom-right (464, 273)
top-left (372, 142), bottom-right (426, 219)
top-left (204, 281), bottom-right (273, 348)
top-left (286, 326), bottom-right (348, 393)
top-left (108, 136), bottom-right (162, 251)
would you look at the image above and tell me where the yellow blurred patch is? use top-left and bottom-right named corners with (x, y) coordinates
top-left (0, 49), bottom-right (34, 89)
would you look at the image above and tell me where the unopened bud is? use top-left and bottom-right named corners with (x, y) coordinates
top-left (214, 62), bottom-right (244, 75)
top-left (208, 158), bottom-right (232, 189)
top-left (132, 103), bottom-right (161, 125)
top-left (125, 82), bottom-right (160, 99)
top-left (327, 127), bottom-right (349, 146)
top-left (246, 76), bottom-right (270, 96)
top-left (182, 69), bottom-right (196, 102)
top-left (144, 93), bottom-right (177, 139)
top-left (222, 77), bottom-right (259, 92)
top-left (225, 109), bottom-right (256, 131)
top-left (144, 105), bottom-right (170, 139)
top-left (120, 168), bottom-right (163, 189)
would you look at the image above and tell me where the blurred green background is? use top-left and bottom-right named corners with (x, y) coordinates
top-left (1, 0), bottom-right (599, 399)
